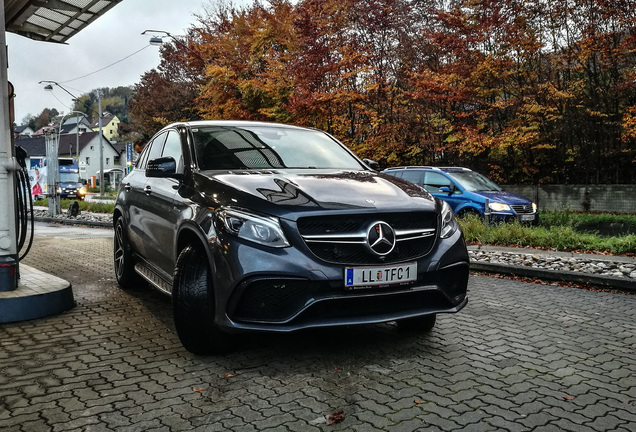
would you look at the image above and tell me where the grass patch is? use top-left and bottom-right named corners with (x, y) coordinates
top-left (460, 211), bottom-right (636, 255)
top-left (539, 210), bottom-right (636, 228)
top-left (34, 198), bottom-right (114, 214)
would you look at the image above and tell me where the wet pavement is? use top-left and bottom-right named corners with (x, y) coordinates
top-left (0, 222), bottom-right (634, 431)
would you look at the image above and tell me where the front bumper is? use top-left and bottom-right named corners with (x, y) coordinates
top-left (212, 228), bottom-right (469, 333)
top-left (490, 211), bottom-right (538, 224)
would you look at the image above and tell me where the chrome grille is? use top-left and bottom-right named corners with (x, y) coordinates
top-left (511, 204), bottom-right (534, 214)
top-left (297, 212), bottom-right (437, 265)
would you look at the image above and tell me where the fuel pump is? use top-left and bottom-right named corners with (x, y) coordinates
top-left (0, 79), bottom-right (18, 292)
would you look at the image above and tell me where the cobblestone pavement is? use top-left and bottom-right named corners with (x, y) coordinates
top-left (1, 225), bottom-right (635, 432)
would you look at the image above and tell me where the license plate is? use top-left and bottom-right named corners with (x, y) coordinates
top-left (520, 214), bottom-right (535, 221)
top-left (345, 262), bottom-right (417, 288)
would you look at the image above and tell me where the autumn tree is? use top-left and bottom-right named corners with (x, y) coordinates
top-left (35, 107), bottom-right (59, 130)
top-left (129, 0), bottom-right (636, 184)
top-left (128, 33), bottom-right (202, 138)
top-left (192, 0), bottom-right (299, 121)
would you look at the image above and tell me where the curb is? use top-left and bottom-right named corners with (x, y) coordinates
top-left (33, 216), bottom-right (112, 228)
top-left (470, 261), bottom-right (636, 293)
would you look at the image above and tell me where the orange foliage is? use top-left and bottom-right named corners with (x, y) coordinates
top-left (131, 0), bottom-right (636, 183)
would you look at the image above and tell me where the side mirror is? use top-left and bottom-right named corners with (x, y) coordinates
top-left (362, 158), bottom-right (380, 171)
top-left (146, 156), bottom-right (182, 179)
top-left (439, 186), bottom-right (453, 194)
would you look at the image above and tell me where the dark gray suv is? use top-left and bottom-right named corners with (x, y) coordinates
top-left (113, 121), bottom-right (469, 354)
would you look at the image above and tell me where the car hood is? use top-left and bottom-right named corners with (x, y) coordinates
top-left (200, 169), bottom-right (434, 215)
top-left (473, 190), bottom-right (532, 205)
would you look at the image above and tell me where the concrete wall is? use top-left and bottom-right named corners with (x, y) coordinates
top-left (504, 185), bottom-right (636, 214)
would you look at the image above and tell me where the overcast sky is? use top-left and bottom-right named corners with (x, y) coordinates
top-left (7, 0), bottom-right (244, 124)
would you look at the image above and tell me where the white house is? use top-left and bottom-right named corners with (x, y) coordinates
top-left (16, 131), bottom-right (122, 189)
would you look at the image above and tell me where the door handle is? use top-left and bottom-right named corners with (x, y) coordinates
top-left (122, 182), bottom-right (131, 191)
top-left (144, 185), bottom-right (152, 195)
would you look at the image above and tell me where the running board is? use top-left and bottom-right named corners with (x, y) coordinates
top-left (134, 262), bottom-right (172, 296)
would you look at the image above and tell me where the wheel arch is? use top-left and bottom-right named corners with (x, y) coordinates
top-left (113, 205), bottom-right (125, 228)
top-left (176, 222), bottom-right (217, 274)
top-left (456, 204), bottom-right (483, 217)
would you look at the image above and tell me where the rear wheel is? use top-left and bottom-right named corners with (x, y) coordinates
top-left (113, 218), bottom-right (142, 289)
top-left (173, 245), bottom-right (233, 355)
top-left (397, 314), bottom-right (437, 332)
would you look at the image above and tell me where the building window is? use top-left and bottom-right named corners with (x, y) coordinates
top-left (106, 158), bottom-right (110, 165)
top-left (90, 146), bottom-right (94, 150)
top-left (86, 157), bottom-right (90, 164)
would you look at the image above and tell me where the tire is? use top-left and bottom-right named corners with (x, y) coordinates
top-left (113, 217), bottom-right (142, 289)
top-left (173, 245), bottom-right (233, 355)
top-left (397, 314), bottom-right (437, 332)
top-left (457, 209), bottom-right (482, 220)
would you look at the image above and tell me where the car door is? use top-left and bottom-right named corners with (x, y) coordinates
top-left (400, 170), bottom-right (424, 187)
top-left (141, 129), bottom-right (185, 277)
top-left (422, 172), bottom-right (465, 212)
top-left (122, 137), bottom-right (162, 259)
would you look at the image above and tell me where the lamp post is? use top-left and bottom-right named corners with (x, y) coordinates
top-left (141, 29), bottom-right (204, 62)
top-left (40, 80), bottom-right (104, 196)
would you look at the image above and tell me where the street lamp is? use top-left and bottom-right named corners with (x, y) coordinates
top-left (141, 29), bottom-right (204, 61)
top-left (40, 80), bottom-right (104, 197)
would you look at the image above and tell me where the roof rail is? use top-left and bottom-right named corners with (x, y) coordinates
top-left (384, 166), bottom-right (441, 170)
top-left (436, 167), bottom-right (471, 171)
top-left (384, 166), bottom-right (472, 171)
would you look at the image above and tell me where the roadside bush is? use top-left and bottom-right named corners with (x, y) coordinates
top-left (460, 211), bottom-right (636, 255)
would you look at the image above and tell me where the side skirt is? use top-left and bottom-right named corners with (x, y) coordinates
top-left (134, 262), bottom-right (172, 296)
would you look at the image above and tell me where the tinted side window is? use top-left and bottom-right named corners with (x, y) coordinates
top-left (385, 170), bottom-right (403, 178)
top-left (147, 133), bottom-right (167, 163)
top-left (401, 170), bottom-right (424, 185)
top-left (135, 142), bottom-right (152, 170)
top-left (423, 172), bottom-right (453, 193)
top-left (161, 130), bottom-right (184, 173)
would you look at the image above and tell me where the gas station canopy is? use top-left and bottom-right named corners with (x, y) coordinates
top-left (4, 0), bottom-right (122, 43)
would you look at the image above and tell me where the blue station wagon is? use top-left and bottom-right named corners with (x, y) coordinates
top-left (382, 166), bottom-right (538, 223)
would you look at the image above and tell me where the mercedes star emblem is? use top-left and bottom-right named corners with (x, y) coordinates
top-left (367, 222), bottom-right (396, 256)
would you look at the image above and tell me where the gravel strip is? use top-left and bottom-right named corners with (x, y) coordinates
top-left (33, 208), bottom-right (113, 225)
top-left (469, 249), bottom-right (636, 279)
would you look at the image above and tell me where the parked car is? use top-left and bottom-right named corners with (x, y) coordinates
top-left (113, 121), bottom-right (469, 354)
top-left (382, 166), bottom-right (538, 223)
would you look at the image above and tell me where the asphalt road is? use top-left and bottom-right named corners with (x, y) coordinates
top-left (1, 223), bottom-right (634, 431)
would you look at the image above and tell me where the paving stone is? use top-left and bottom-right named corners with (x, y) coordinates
top-left (0, 229), bottom-right (632, 432)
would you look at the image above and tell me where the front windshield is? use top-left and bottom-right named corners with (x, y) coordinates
top-left (447, 171), bottom-right (502, 192)
top-left (59, 172), bottom-right (80, 183)
top-left (192, 126), bottom-right (364, 170)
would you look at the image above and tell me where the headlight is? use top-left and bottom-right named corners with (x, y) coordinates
top-left (532, 202), bottom-right (537, 212)
top-left (79, 187), bottom-right (86, 196)
top-left (440, 200), bottom-right (459, 239)
top-left (221, 208), bottom-right (290, 248)
top-left (488, 202), bottom-right (511, 212)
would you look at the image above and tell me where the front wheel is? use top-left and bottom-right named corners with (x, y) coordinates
top-left (457, 209), bottom-right (482, 220)
top-left (173, 245), bottom-right (233, 355)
